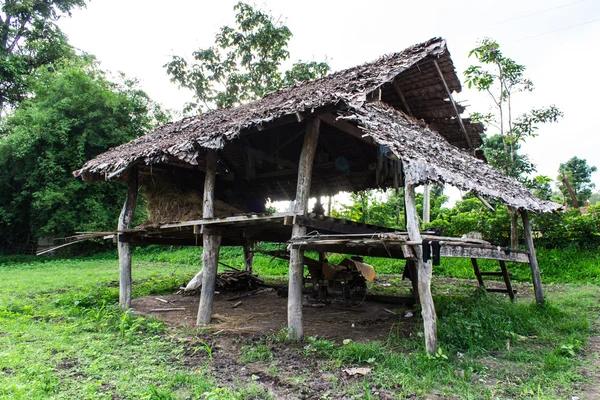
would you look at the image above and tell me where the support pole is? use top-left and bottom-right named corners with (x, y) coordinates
top-left (243, 241), bottom-right (254, 272)
top-left (521, 210), bottom-right (545, 305)
top-left (197, 149), bottom-right (222, 325)
top-left (422, 183), bottom-right (431, 226)
top-left (404, 178), bottom-right (438, 354)
top-left (288, 117), bottom-right (320, 340)
top-left (118, 167), bottom-right (138, 308)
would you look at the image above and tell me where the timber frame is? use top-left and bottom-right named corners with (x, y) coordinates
top-left (75, 38), bottom-right (560, 354)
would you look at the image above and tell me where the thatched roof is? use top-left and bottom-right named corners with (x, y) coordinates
top-left (347, 102), bottom-right (560, 213)
top-left (74, 37), bottom-right (481, 181)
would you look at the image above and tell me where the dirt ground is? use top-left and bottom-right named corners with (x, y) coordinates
top-left (130, 278), bottom-right (600, 399)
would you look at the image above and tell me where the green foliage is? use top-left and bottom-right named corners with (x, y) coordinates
top-left (165, 2), bottom-right (329, 113)
top-left (0, 56), bottom-right (167, 248)
top-left (0, 0), bottom-right (86, 114)
top-left (333, 187), bottom-right (447, 229)
top-left (557, 156), bottom-right (597, 207)
top-left (465, 38), bottom-right (562, 179)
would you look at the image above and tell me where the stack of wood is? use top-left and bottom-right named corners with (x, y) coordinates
top-left (215, 270), bottom-right (265, 292)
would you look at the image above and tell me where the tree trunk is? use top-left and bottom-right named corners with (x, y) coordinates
top-left (197, 149), bottom-right (221, 325)
top-left (288, 117), bottom-right (320, 340)
top-left (521, 210), bottom-right (545, 305)
top-left (118, 167), bottom-right (138, 309)
top-left (404, 179), bottom-right (437, 354)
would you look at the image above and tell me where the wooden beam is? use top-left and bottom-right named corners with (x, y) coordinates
top-left (117, 167), bottom-right (138, 308)
top-left (288, 117), bottom-right (320, 340)
top-left (404, 175), bottom-right (438, 354)
top-left (197, 149), bottom-right (222, 325)
top-left (392, 80), bottom-right (414, 117)
top-left (318, 113), bottom-right (375, 145)
top-left (422, 183), bottom-right (431, 225)
top-left (521, 210), bottom-right (545, 305)
top-left (433, 60), bottom-right (473, 151)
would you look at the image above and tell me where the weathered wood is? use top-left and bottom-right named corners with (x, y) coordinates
top-left (440, 245), bottom-right (529, 263)
top-left (406, 259), bottom-right (419, 303)
top-left (392, 79), bottom-right (414, 117)
top-left (471, 258), bottom-right (485, 287)
top-left (288, 117), bottom-right (320, 340)
top-left (433, 60), bottom-right (473, 150)
top-left (243, 241), bottom-right (254, 272)
top-left (521, 210), bottom-right (545, 305)
top-left (404, 178), bottom-right (437, 354)
top-left (118, 167), bottom-right (138, 308)
top-left (499, 260), bottom-right (515, 301)
top-left (318, 113), bottom-right (375, 145)
top-left (422, 183), bottom-right (431, 225)
top-left (197, 149), bottom-right (222, 325)
top-left (161, 212), bottom-right (294, 229)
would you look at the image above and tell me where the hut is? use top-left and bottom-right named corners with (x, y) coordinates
top-left (74, 38), bottom-right (560, 353)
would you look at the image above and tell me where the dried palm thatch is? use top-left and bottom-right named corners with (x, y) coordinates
top-left (142, 177), bottom-right (244, 224)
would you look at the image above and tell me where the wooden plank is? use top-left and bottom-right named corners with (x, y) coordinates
top-left (288, 117), bottom-right (320, 341)
top-left (160, 212), bottom-right (294, 229)
top-left (404, 178), bottom-right (437, 354)
top-left (439, 245), bottom-right (529, 263)
top-left (117, 167), bottom-right (138, 309)
top-left (392, 80), bottom-right (414, 117)
top-left (294, 215), bottom-right (390, 234)
top-left (521, 210), bottom-right (545, 305)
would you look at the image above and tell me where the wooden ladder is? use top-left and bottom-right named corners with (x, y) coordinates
top-left (471, 259), bottom-right (516, 300)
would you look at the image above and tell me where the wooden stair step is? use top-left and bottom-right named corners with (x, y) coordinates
top-left (486, 288), bottom-right (517, 294)
top-left (479, 271), bottom-right (509, 276)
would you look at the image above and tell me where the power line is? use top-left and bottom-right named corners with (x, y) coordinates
top-left (487, 0), bottom-right (589, 27)
top-left (517, 18), bottom-right (599, 41)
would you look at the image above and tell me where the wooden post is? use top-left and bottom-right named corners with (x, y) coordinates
top-left (404, 179), bottom-right (438, 354)
top-left (422, 183), bottom-right (431, 226)
top-left (521, 210), bottom-right (545, 305)
top-left (406, 259), bottom-right (419, 303)
top-left (118, 167), bottom-right (138, 308)
top-left (288, 117), bottom-right (320, 340)
top-left (243, 241), bottom-right (254, 272)
top-left (197, 149), bottom-right (222, 325)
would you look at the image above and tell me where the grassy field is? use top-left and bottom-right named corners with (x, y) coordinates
top-left (0, 246), bottom-right (599, 399)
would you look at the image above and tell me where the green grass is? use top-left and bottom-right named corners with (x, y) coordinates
top-left (0, 257), bottom-right (269, 399)
top-left (1, 245), bottom-right (598, 399)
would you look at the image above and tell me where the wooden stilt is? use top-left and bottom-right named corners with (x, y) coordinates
top-left (422, 183), bottom-right (431, 226)
top-left (243, 241), bottom-right (254, 272)
top-left (118, 167), bottom-right (138, 309)
top-left (498, 260), bottom-right (515, 301)
top-left (197, 149), bottom-right (222, 325)
top-left (288, 117), bottom-right (320, 340)
top-left (471, 258), bottom-right (485, 287)
top-left (521, 210), bottom-right (544, 305)
top-left (406, 259), bottom-right (419, 303)
top-left (404, 179), bottom-right (438, 354)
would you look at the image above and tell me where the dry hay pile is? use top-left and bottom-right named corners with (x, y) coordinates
top-left (142, 177), bottom-right (243, 224)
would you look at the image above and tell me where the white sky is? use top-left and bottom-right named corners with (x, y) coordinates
top-left (58, 0), bottom-right (600, 195)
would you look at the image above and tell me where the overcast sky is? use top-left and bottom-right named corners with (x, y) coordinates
top-left (58, 0), bottom-right (600, 192)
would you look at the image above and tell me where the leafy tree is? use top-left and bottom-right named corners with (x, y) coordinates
top-left (464, 38), bottom-right (562, 247)
top-left (0, 56), bottom-right (166, 249)
top-left (0, 0), bottom-right (85, 115)
top-left (165, 2), bottom-right (329, 113)
top-left (465, 39), bottom-right (562, 179)
top-left (557, 157), bottom-right (597, 207)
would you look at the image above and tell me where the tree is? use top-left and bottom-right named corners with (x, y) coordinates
top-left (557, 157), bottom-right (597, 207)
top-left (165, 2), bottom-right (329, 113)
top-left (0, 0), bottom-right (85, 115)
top-left (464, 38), bottom-right (563, 247)
top-left (0, 56), bottom-right (167, 249)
